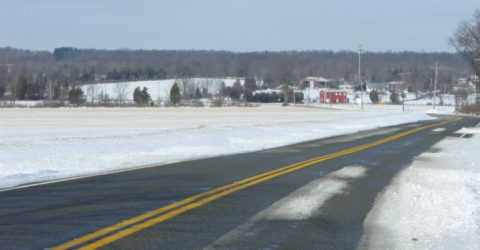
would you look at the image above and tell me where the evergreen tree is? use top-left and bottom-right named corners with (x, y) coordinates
top-left (26, 83), bottom-right (43, 100)
top-left (16, 75), bottom-right (28, 100)
top-left (230, 79), bottom-right (244, 100)
top-left (133, 87), bottom-right (142, 104)
top-left (202, 88), bottom-right (209, 97)
top-left (194, 87), bottom-right (202, 99)
top-left (244, 89), bottom-right (254, 102)
top-left (170, 83), bottom-right (181, 105)
top-left (220, 81), bottom-right (228, 97)
top-left (390, 91), bottom-right (400, 104)
top-left (244, 78), bottom-right (257, 91)
top-left (68, 87), bottom-right (85, 105)
top-left (133, 86), bottom-right (151, 105)
top-left (369, 90), bottom-right (379, 104)
top-left (53, 47), bottom-right (78, 60)
top-left (141, 87), bottom-right (151, 104)
top-left (294, 92), bottom-right (304, 103)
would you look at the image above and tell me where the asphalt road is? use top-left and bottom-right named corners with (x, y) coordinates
top-left (0, 115), bottom-right (477, 250)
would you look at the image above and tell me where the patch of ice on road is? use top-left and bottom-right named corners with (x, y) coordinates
top-left (431, 127), bottom-right (446, 132)
top-left (331, 165), bottom-right (367, 179)
top-left (265, 165), bottom-right (367, 220)
top-left (360, 127), bottom-right (480, 250)
top-left (266, 179), bottom-right (347, 220)
top-left (207, 165), bottom-right (367, 249)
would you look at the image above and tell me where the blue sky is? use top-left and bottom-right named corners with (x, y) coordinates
top-left (1, 0), bottom-right (478, 52)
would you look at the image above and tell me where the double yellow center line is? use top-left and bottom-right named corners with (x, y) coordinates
top-left (52, 117), bottom-right (461, 249)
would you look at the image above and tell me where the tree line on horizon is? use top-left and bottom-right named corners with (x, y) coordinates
top-left (0, 46), bottom-right (471, 102)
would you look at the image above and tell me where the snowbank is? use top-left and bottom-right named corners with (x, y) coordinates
top-left (360, 126), bottom-right (480, 249)
top-left (0, 106), bottom-right (436, 189)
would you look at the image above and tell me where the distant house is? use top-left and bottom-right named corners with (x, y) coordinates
top-left (297, 77), bottom-right (331, 89)
top-left (366, 82), bottom-right (388, 92)
top-left (338, 83), bottom-right (354, 92)
top-left (319, 89), bottom-right (348, 104)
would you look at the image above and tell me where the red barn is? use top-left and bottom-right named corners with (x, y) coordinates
top-left (320, 90), bottom-right (348, 104)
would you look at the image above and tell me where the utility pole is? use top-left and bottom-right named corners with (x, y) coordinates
top-left (433, 62), bottom-right (438, 109)
top-left (399, 72), bottom-right (410, 112)
top-left (293, 87), bottom-right (296, 105)
top-left (358, 45), bottom-right (363, 111)
top-left (49, 80), bottom-right (53, 104)
top-left (474, 59), bottom-right (480, 102)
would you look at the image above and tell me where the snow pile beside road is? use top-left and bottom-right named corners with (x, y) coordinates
top-left (0, 106), bottom-right (435, 189)
top-left (361, 126), bottom-right (480, 249)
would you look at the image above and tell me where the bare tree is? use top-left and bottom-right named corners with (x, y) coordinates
top-left (86, 84), bottom-right (98, 105)
top-left (272, 56), bottom-right (297, 105)
top-left (114, 82), bottom-right (128, 105)
top-left (450, 8), bottom-right (480, 100)
top-left (9, 84), bottom-right (16, 105)
top-left (454, 86), bottom-right (469, 110)
top-left (178, 78), bottom-right (193, 100)
top-left (98, 90), bottom-right (110, 106)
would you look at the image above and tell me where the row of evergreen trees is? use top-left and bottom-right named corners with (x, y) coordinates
top-left (250, 91), bottom-right (304, 103)
top-left (133, 87), bottom-right (151, 105)
top-left (368, 89), bottom-right (405, 104)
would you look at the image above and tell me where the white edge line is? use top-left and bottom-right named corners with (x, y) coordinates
top-left (1, 148), bottom-right (251, 193)
top-left (0, 162), bottom-right (168, 193)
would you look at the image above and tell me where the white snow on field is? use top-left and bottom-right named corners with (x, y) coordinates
top-left (81, 78), bottom-right (243, 103)
top-left (0, 105), bottom-right (436, 189)
top-left (360, 125), bottom-right (480, 249)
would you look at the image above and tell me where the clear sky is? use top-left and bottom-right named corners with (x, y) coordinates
top-left (1, 0), bottom-right (478, 52)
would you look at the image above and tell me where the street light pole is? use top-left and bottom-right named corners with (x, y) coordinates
top-left (433, 62), bottom-right (438, 109)
top-left (475, 59), bottom-right (480, 102)
top-left (358, 45), bottom-right (363, 111)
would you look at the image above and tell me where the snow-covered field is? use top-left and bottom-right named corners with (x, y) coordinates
top-left (0, 105), bottom-right (437, 189)
top-left (81, 78), bottom-right (243, 103)
top-left (360, 124), bottom-right (480, 249)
